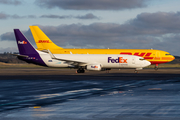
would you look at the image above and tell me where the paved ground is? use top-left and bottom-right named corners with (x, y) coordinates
top-left (0, 68), bottom-right (180, 120)
top-left (0, 68), bottom-right (180, 80)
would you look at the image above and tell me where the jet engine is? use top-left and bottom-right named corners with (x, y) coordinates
top-left (86, 64), bottom-right (101, 71)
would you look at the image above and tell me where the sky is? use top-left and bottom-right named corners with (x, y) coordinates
top-left (0, 0), bottom-right (180, 55)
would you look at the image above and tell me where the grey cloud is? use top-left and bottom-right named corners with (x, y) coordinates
top-left (30, 24), bottom-right (162, 49)
top-left (75, 13), bottom-right (100, 20)
top-left (2, 11), bottom-right (180, 55)
top-left (0, 13), bottom-right (37, 19)
top-left (0, 13), bottom-right (98, 20)
top-left (1, 32), bottom-right (15, 40)
top-left (0, 29), bottom-right (36, 46)
top-left (0, 12), bottom-right (9, 19)
top-left (0, 47), bottom-right (18, 53)
top-left (11, 14), bottom-right (26, 19)
top-left (40, 13), bottom-right (100, 20)
top-left (40, 15), bottom-right (72, 19)
top-left (125, 12), bottom-right (180, 35)
top-left (28, 15), bottom-right (37, 18)
top-left (0, 0), bottom-right (21, 5)
top-left (35, 0), bottom-right (147, 10)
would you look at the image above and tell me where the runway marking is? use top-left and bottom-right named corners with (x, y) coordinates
top-left (34, 106), bottom-right (41, 108)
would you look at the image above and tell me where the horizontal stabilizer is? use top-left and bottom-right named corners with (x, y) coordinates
top-left (12, 54), bottom-right (28, 58)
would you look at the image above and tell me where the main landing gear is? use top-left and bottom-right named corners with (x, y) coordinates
top-left (154, 64), bottom-right (158, 70)
top-left (76, 68), bottom-right (85, 73)
top-left (134, 68), bottom-right (143, 73)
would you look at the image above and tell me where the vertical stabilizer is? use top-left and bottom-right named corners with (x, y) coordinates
top-left (14, 29), bottom-right (47, 66)
top-left (29, 26), bottom-right (63, 50)
top-left (14, 29), bottom-right (37, 55)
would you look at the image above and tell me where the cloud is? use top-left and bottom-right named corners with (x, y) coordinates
top-left (0, 47), bottom-right (17, 53)
top-left (1, 32), bottom-right (15, 40)
top-left (0, 13), bottom-right (98, 20)
top-left (40, 14), bottom-right (72, 19)
top-left (125, 12), bottom-right (180, 35)
top-left (2, 11), bottom-right (180, 55)
top-left (0, 12), bottom-right (37, 19)
top-left (35, 0), bottom-right (147, 10)
top-left (75, 13), bottom-right (100, 20)
top-left (0, 12), bottom-right (9, 19)
top-left (40, 13), bottom-right (100, 20)
top-left (0, 0), bottom-right (22, 5)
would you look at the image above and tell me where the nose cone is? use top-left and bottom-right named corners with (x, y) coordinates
top-left (171, 55), bottom-right (175, 61)
top-left (144, 60), bottom-right (151, 67)
top-left (165, 55), bottom-right (175, 62)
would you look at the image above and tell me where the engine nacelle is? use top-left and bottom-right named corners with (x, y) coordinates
top-left (86, 64), bottom-right (101, 71)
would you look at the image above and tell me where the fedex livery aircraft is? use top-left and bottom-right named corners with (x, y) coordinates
top-left (29, 26), bottom-right (175, 70)
top-left (14, 29), bottom-right (150, 73)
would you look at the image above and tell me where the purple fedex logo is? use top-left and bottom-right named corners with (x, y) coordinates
top-left (108, 57), bottom-right (127, 63)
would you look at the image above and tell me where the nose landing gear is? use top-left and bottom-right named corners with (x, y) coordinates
top-left (154, 64), bottom-right (158, 70)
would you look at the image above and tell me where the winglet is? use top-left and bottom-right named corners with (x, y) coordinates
top-left (48, 49), bottom-right (56, 59)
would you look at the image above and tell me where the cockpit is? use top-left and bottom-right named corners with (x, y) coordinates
top-left (139, 58), bottom-right (145, 61)
top-left (165, 53), bottom-right (171, 56)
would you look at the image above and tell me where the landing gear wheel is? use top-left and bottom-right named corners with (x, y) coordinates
top-left (134, 70), bottom-right (138, 73)
top-left (76, 69), bottom-right (85, 73)
top-left (155, 67), bottom-right (158, 70)
top-left (154, 64), bottom-right (158, 70)
top-left (80, 69), bottom-right (85, 73)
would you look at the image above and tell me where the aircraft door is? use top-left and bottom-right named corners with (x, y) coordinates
top-left (132, 57), bottom-right (135, 64)
top-left (156, 52), bottom-right (160, 60)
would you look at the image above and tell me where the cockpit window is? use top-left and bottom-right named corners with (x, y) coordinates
top-left (139, 58), bottom-right (145, 61)
top-left (165, 53), bottom-right (171, 55)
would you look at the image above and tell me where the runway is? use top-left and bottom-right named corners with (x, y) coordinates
top-left (0, 68), bottom-right (180, 80)
top-left (0, 68), bottom-right (180, 120)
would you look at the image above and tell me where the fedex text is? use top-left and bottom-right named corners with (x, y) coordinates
top-left (91, 66), bottom-right (98, 68)
top-left (108, 57), bottom-right (127, 63)
top-left (18, 41), bottom-right (27, 44)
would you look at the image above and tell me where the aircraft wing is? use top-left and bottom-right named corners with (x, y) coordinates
top-left (48, 50), bottom-right (87, 64)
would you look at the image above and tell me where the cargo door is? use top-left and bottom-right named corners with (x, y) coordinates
top-left (132, 57), bottom-right (135, 64)
top-left (156, 52), bottom-right (160, 60)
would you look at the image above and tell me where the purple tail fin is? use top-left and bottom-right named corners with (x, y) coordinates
top-left (14, 29), bottom-right (37, 55)
top-left (14, 29), bottom-right (47, 66)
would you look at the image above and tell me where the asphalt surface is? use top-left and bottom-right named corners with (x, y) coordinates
top-left (0, 68), bottom-right (180, 120)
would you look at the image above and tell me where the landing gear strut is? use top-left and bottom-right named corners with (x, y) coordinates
top-left (134, 70), bottom-right (138, 73)
top-left (134, 68), bottom-right (142, 73)
top-left (154, 64), bottom-right (158, 70)
top-left (76, 68), bottom-right (85, 73)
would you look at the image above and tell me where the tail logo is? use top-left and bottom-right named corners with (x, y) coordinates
top-left (38, 40), bottom-right (52, 43)
top-left (91, 66), bottom-right (98, 68)
top-left (18, 41), bottom-right (27, 44)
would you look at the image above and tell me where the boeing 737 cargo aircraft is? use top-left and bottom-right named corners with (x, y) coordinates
top-left (14, 29), bottom-right (150, 73)
top-left (29, 26), bottom-right (175, 70)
